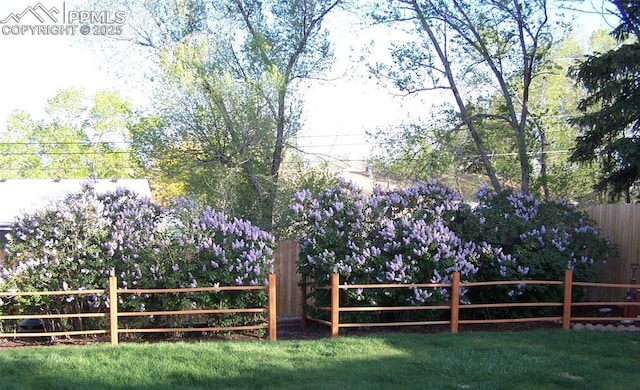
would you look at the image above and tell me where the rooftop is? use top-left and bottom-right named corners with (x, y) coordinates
top-left (0, 179), bottom-right (152, 228)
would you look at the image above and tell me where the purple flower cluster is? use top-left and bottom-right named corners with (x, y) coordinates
top-left (1, 184), bottom-right (275, 321)
top-left (2, 182), bottom-right (109, 300)
top-left (292, 180), bottom-right (613, 314)
top-left (467, 186), bottom-right (612, 306)
top-left (160, 200), bottom-right (275, 290)
top-left (293, 180), bottom-right (480, 307)
top-left (505, 192), bottom-right (541, 221)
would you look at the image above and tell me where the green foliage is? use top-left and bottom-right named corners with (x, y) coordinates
top-left (0, 112), bottom-right (43, 177)
top-left (370, 29), bottom-right (605, 203)
top-left (129, 61), bottom-right (278, 226)
top-left (123, 0), bottom-right (340, 230)
top-left (272, 156), bottom-right (339, 239)
top-left (370, 0), bottom-right (562, 195)
top-left (0, 88), bottom-right (136, 180)
top-left (0, 183), bottom-right (275, 333)
top-left (461, 187), bottom-right (613, 316)
top-left (569, 1), bottom-right (640, 201)
top-left (291, 180), bottom-right (613, 321)
top-left (368, 115), bottom-right (470, 183)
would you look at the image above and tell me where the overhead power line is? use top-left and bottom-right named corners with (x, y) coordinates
top-left (0, 151), bottom-right (133, 156)
top-left (293, 133), bottom-right (369, 138)
top-left (0, 141), bottom-right (130, 146)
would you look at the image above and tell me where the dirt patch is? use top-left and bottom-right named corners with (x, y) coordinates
top-left (276, 320), bottom-right (562, 340)
top-left (0, 336), bottom-right (105, 350)
top-left (1, 317), bottom-right (637, 349)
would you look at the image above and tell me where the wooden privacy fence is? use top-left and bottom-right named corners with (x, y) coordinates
top-left (584, 204), bottom-right (640, 302)
top-left (0, 274), bottom-right (277, 344)
top-left (273, 240), bottom-right (302, 319)
top-left (311, 271), bottom-right (640, 337)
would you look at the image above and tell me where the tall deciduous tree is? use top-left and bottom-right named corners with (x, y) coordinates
top-left (0, 88), bottom-right (135, 179)
top-left (371, 0), bottom-right (559, 195)
top-left (569, 0), bottom-right (640, 202)
top-left (527, 36), bottom-right (598, 201)
top-left (369, 31), bottom-right (607, 203)
top-left (122, 0), bottom-right (340, 230)
top-left (367, 108), bottom-right (490, 199)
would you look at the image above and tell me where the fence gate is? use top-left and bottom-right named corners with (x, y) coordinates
top-left (273, 240), bottom-right (302, 319)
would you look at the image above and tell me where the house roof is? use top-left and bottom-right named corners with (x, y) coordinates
top-left (0, 179), bottom-right (153, 228)
top-left (327, 165), bottom-right (404, 195)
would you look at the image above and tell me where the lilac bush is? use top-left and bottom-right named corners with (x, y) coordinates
top-left (292, 180), bottom-right (612, 321)
top-left (293, 180), bottom-right (492, 318)
top-left (142, 196), bottom-right (275, 320)
top-left (462, 186), bottom-right (613, 309)
top-left (0, 183), bottom-right (275, 332)
top-left (1, 183), bottom-right (113, 327)
top-left (0, 182), bottom-right (161, 330)
top-left (96, 187), bottom-right (161, 311)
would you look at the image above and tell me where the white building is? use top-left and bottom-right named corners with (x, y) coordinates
top-left (0, 179), bottom-right (153, 251)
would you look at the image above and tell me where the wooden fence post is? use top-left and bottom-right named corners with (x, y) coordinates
top-left (563, 269), bottom-right (573, 330)
top-left (301, 276), bottom-right (308, 330)
top-left (331, 273), bottom-right (339, 337)
top-left (451, 272), bottom-right (460, 334)
top-left (268, 273), bottom-right (277, 341)
top-left (108, 276), bottom-right (118, 345)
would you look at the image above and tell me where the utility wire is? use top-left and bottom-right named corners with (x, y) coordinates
top-left (0, 151), bottom-right (133, 156)
top-left (0, 147), bottom-right (574, 159)
top-left (0, 141), bottom-right (130, 146)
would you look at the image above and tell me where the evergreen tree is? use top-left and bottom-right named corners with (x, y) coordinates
top-left (569, 0), bottom-right (640, 202)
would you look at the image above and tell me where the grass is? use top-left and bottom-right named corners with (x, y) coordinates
top-left (0, 330), bottom-right (638, 389)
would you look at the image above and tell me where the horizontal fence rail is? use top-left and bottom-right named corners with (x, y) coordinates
top-left (4, 270), bottom-right (639, 341)
top-left (0, 274), bottom-right (278, 344)
top-left (308, 270), bottom-right (640, 337)
top-left (0, 288), bottom-right (109, 339)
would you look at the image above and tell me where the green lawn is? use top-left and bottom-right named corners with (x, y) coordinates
top-left (0, 330), bottom-right (638, 389)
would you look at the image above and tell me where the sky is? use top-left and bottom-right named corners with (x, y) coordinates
top-left (0, 3), bottom-right (124, 107)
top-left (0, 0), bottom-right (617, 170)
top-left (0, 2), bottom-right (149, 128)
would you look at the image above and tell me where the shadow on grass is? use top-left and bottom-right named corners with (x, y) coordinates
top-left (0, 331), bottom-right (638, 390)
top-left (0, 352), bottom-right (423, 390)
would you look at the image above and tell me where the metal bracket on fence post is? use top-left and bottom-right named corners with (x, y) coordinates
top-left (268, 273), bottom-right (277, 341)
top-left (451, 272), bottom-right (460, 334)
top-left (109, 276), bottom-right (119, 345)
top-left (331, 273), bottom-right (339, 337)
top-left (563, 269), bottom-right (573, 330)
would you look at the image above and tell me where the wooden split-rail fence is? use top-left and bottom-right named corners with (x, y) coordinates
top-left (0, 274), bottom-right (277, 344)
top-left (1, 269), bottom-right (639, 343)
top-left (308, 270), bottom-right (640, 337)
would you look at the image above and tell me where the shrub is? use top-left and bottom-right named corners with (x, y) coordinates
top-left (138, 196), bottom-right (275, 327)
top-left (461, 186), bottom-right (613, 313)
top-left (291, 181), bottom-right (613, 321)
top-left (1, 183), bottom-right (124, 331)
top-left (0, 183), bottom-right (275, 333)
top-left (292, 180), bottom-right (490, 320)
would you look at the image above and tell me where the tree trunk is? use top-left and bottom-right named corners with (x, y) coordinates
top-left (411, 1), bottom-right (502, 192)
